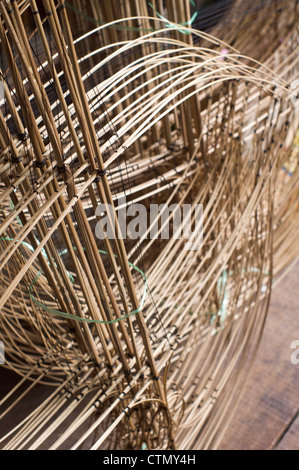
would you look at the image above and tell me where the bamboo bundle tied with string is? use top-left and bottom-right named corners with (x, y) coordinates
top-left (0, 0), bottom-right (298, 450)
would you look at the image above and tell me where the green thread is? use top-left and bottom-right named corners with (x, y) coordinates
top-left (65, 1), bottom-right (153, 32)
top-left (0, 237), bottom-right (270, 328)
top-left (148, 2), bottom-right (198, 35)
top-left (211, 267), bottom-right (270, 330)
top-left (0, 237), bottom-right (147, 325)
top-left (30, 248), bottom-right (147, 325)
top-left (65, 1), bottom-right (198, 35)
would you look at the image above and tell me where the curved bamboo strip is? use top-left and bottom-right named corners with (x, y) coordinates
top-left (0, 0), bottom-right (298, 450)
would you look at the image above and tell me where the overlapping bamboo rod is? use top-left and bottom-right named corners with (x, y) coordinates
top-left (0, 0), bottom-right (298, 450)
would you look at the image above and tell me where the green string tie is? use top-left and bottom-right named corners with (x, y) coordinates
top-left (0, 237), bottom-right (147, 325)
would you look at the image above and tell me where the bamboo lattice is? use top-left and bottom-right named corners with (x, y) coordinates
top-left (0, 0), bottom-right (298, 450)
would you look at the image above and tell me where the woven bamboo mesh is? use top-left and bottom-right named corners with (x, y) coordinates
top-left (0, 0), bottom-right (298, 450)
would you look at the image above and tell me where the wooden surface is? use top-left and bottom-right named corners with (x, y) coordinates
top-left (219, 261), bottom-right (299, 450)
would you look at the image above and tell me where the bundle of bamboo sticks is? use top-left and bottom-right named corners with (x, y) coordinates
top-left (0, 0), bottom-right (298, 450)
